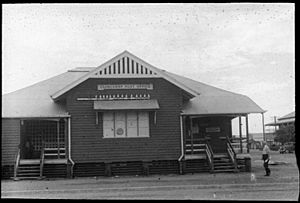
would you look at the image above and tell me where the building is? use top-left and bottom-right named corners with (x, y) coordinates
top-left (265, 111), bottom-right (295, 130)
top-left (2, 51), bottom-right (265, 179)
top-left (265, 111), bottom-right (295, 144)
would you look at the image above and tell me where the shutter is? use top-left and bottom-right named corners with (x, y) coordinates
top-left (127, 112), bottom-right (138, 137)
top-left (138, 112), bottom-right (149, 137)
top-left (115, 112), bottom-right (126, 137)
top-left (103, 112), bottom-right (114, 138)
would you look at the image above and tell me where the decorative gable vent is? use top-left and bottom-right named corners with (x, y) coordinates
top-left (91, 56), bottom-right (160, 78)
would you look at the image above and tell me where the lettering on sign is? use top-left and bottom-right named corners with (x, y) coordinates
top-left (205, 127), bottom-right (221, 133)
top-left (97, 84), bottom-right (153, 90)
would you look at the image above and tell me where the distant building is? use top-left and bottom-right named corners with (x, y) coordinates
top-left (265, 111), bottom-right (295, 129)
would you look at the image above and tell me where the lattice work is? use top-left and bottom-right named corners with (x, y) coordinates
top-left (93, 56), bottom-right (159, 77)
top-left (23, 120), bottom-right (65, 153)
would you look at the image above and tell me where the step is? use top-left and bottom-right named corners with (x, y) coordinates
top-left (44, 153), bottom-right (66, 156)
top-left (214, 165), bottom-right (235, 169)
top-left (213, 162), bottom-right (234, 166)
top-left (14, 176), bottom-right (44, 180)
top-left (18, 169), bottom-right (40, 173)
top-left (213, 161), bottom-right (231, 164)
top-left (213, 169), bottom-right (237, 173)
top-left (18, 165), bottom-right (40, 168)
top-left (19, 159), bottom-right (40, 165)
top-left (17, 173), bottom-right (40, 177)
top-left (185, 149), bottom-right (205, 152)
top-left (186, 144), bottom-right (205, 147)
top-left (44, 148), bottom-right (66, 151)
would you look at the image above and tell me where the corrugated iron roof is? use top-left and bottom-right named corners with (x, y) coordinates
top-left (164, 70), bottom-right (265, 115)
top-left (278, 111), bottom-right (295, 120)
top-left (181, 94), bottom-right (264, 115)
top-left (2, 70), bottom-right (91, 118)
top-left (2, 53), bottom-right (265, 118)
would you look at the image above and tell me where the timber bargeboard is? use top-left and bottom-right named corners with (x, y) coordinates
top-left (50, 50), bottom-right (199, 101)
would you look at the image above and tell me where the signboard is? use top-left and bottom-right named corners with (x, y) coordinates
top-left (205, 127), bottom-right (221, 133)
top-left (97, 84), bottom-right (153, 90)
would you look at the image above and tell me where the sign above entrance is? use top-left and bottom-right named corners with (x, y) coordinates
top-left (205, 127), bottom-right (221, 133)
top-left (97, 84), bottom-right (153, 91)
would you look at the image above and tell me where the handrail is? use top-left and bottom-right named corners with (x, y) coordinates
top-left (14, 147), bottom-right (21, 179)
top-left (205, 143), bottom-right (214, 172)
top-left (226, 136), bottom-right (238, 170)
top-left (40, 147), bottom-right (45, 178)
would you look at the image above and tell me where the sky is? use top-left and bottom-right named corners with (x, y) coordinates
top-left (2, 3), bottom-right (295, 134)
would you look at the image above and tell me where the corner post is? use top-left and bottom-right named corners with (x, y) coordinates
top-left (246, 114), bottom-right (249, 153)
top-left (239, 116), bottom-right (243, 153)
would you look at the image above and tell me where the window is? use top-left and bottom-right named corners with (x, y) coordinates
top-left (102, 111), bottom-right (149, 138)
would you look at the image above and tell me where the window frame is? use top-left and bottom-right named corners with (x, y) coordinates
top-left (102, 111), bottom-right (150, 138)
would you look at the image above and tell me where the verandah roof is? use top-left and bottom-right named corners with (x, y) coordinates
top-left (181, 94), bottom-right (265, 115)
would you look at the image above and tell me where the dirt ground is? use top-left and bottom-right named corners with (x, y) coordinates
top-left (1, 149), bottom-right (299, 200)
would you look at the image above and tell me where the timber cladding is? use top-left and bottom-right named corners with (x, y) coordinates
top-left (1, 119), bottom-right (21, 166)
top-left (66, 78), bottom-right (184, 163)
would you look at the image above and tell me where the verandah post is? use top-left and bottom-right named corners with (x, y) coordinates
top-left (246, 114), bottom-right (249, 153)
top-left (57, 120), bottom-right (60, 159)
top-left (239, 116), bottom-right (243, 153)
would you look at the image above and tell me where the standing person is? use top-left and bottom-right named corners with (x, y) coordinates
top-left (25, 137), bottom-right (33, 159)
top-left (262, 141), bottom-right (271, 176)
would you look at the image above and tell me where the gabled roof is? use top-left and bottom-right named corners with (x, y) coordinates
top-left (50, 50), bottom-right (200, 100)
top-left (2, 51), bottom-right (265, 118)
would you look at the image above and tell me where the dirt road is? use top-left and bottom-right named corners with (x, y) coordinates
top-left (1, 150), bottom-right (299, 200)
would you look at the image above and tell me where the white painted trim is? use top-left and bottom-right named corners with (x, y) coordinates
top-left (178, 115), bottom-right (184, 161)
top-left (68, 117), bottom-right (75, 177)
top-left (51, 50), bottom-right (199, 100)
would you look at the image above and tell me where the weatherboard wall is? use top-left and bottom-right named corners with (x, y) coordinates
top-left (66, 78), bottom-right (184, 163)
top-left (1, 119), bottom-right (20, 166)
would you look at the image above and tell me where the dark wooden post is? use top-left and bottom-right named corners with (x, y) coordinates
top-left (239, 116), bottom-right (243, 153)
top-left (57, 120), bottom-right (60, 158)
top-left (262, 113), bottom-right (265, 141)
top-left (246, 114), bottom-right (249, 153)
top-left (190, 117), bottom-right (193, 154)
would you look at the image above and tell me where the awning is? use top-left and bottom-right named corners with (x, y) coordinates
top-left (265, 118), bottom-right (295, 126)
top-left (181, 94), bottom-right (265, 115)
top-left (93, 99), bottom-right (160, 110)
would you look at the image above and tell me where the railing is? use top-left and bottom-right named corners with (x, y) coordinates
top-left (205, 143), bottom-right (214, 172)
top-left (226, 136), bottom-right (238, 171)
top-left (40, 147), bottom-right (45, 178)
top-left (14, 147), bottom-right (21, 179)
top-left (231, 143), bottom-right (248, 154)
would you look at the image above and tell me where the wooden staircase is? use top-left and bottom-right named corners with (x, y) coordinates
top-left (210, 136), bottom-right (239, 173)
top-left (14, 147), bottom-right (67, 180)
top-left (184, 137), bottom-right (238, 173)
top-left (212, 154), bottom-right (238, 173)
top-left (14, 160), bottom-right (43, 180)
